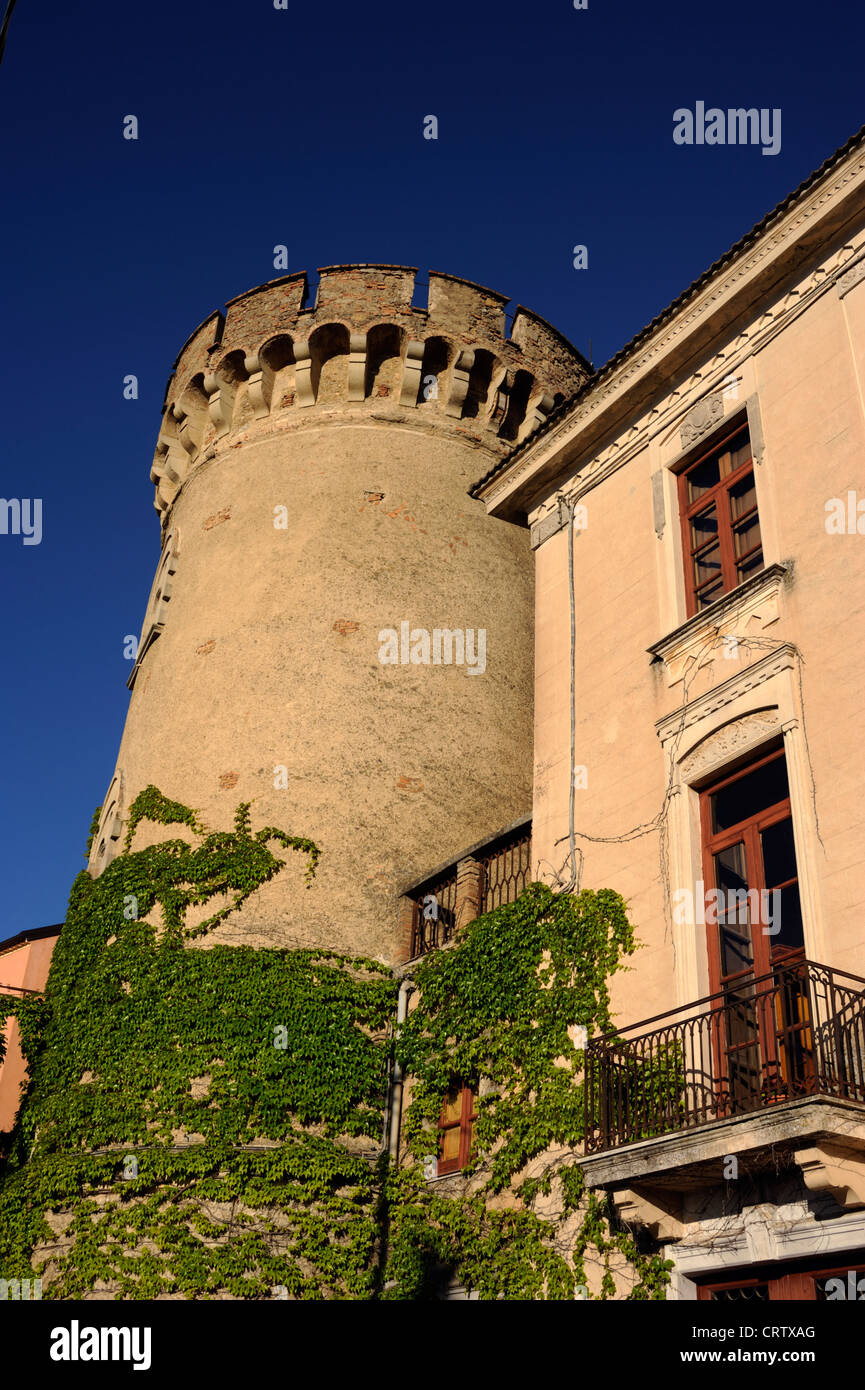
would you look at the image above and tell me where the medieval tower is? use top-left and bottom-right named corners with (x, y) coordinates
top-left (89, 264), bottom-right (589, 963)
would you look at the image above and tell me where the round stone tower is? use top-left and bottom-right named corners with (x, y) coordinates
top-left (91, 265), bottom-right (588, 963)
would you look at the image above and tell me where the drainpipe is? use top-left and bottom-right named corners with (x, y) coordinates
top-left (387, 979), bottom-right (414, 1161)
top-left (562, 492), bottom-right (578, 893)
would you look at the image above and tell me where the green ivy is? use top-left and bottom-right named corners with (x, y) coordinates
top-left (386, 884), bottom-right (674, 1299)
top-left (0, 793), bottom-right (673, 1300)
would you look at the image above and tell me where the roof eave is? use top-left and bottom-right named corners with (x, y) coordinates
top-left (473, 125), bottom-right (865, 520)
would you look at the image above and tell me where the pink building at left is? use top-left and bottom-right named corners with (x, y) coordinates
top-left (0, 926), bottom-right (60, 1133)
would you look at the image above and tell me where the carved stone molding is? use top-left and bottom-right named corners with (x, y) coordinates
top-left (680, 392), bottom-right (724, 450)
top-left (837, 253), bottom-right (865, 298)
top-left (127, 531), bottom-right (180, 691)
top-left (679, 709), bottom-right (781, 784)
top-left (88, 769), bottom-right (126, 877)
top-left (656, 640), bottom-right (796, 747)
top-left (648, 564), bottom-right (790, 689)
top-left (796, 1143), bottom-right (865, 1209)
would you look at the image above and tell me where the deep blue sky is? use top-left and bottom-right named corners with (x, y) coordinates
top-left (1, 0), bottom-right (862, 939)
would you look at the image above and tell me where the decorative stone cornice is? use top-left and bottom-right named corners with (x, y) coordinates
top-left (476, 138), bottom-right (865, 519)
top-left (648, 564), bottom-right (791, 690)
top-left (654, 636), bottom-right (796, 746)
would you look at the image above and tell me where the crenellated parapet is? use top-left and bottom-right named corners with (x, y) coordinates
top-left (150, 264), bottom-right (589, 522)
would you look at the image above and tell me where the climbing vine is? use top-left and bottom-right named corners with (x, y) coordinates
top-left (0, 788), bottom-right (392, 1299)
top-left (0, 794), bottom-right (673, 1299)
top-left (386, 883), bottom-right (673, 1298)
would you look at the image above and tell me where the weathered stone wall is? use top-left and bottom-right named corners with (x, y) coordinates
top-left (98, 265), bottom-right (589, 965)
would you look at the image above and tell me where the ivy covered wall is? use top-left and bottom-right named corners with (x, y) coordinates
top-left (0, 790), bottom-right (671, 1300)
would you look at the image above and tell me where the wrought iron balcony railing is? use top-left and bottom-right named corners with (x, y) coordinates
top-left (407, 821), bottom-right (532, 959)
top-left (584, 957), bottom-right (865, 1153)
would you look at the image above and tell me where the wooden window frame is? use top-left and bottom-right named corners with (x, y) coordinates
top-left (698, 741), bottom-right (810, 1110)
top-left (699, 740), bottom-right (801, 996)
top-left (677, 421), bottom-right (763, 617)
top-left (436, 1081), bottom-right (477, 1174)
top-left (697, 1260), bottom-right (865, 1301)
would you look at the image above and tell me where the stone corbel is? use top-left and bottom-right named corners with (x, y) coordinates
top-left (488, 370), bottom-right (512, 430)
top-left (172, 403), bottom-right (199, 459)
top-left (151, 432), bottom-right (188, 487)
top-left (652, 470), bottom-right (666, 539)
top-left (446, 349), bottom-right (474, 418)
top-left (399, 339), bottom-right (425, 406)
top-left (612, 1188), bottom-right (684, 1242)
top-left (155, 474), bottom-right (178, 511)
top-left (203, 370), bottom-right (237, 439)
top-left (795, 1144), bottom-right (865, 1209)
top-left (244, 351), bottom-right (273, 419)
top-left (531, 392), bottom-right (556, 430)
top-left (348, 333), bottom-right (367, 402)
top-left (293, 339), bottom-right (314, 407)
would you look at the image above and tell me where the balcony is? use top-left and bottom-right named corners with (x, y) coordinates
top-left (586, 958), bottom-right (865, 1152)
top-left (582, 959), bottom-right (865, 1230)
top-left (402, 818), bottom-right (532, 960)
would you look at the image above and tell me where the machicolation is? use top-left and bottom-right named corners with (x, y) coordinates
top-left (151, 264), bottom-right (590, 524)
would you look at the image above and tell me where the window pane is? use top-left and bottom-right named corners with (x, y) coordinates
top-left (696, 578), bottom-right (724, 609)
top-left (761, 818), bottom-right (797, 889)
top-left (713, 843), bottom-right (754, 975)
top-left (441, 1089), bottom-right (462, 1123)
top-left (694, 544), bottom-right (721, 589)
top-left (440, 1126), bottom-right (461, 1161)
top-left (733, 515), bottom-right (761, 558)
top-left (719, 434), bottom-right (751, 480)
top-left (711, 754), bottom-right (788, 833)
top-left (728, 436), bottom-right (752, 474)
top-left (690, 505), bottom-right (718, 549)
top-left (729, 472), bottom-right (757, 521)
top-left (713, 840), bottom-right (748, 902)
top-left (687, 456), bottom-right (720, 502)
top-left (736, 550), bottom-right (764, 583)
top-left (770, 883), bottom-right (804, 951)
top-left (720, 918), bottom-right (754, 975)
